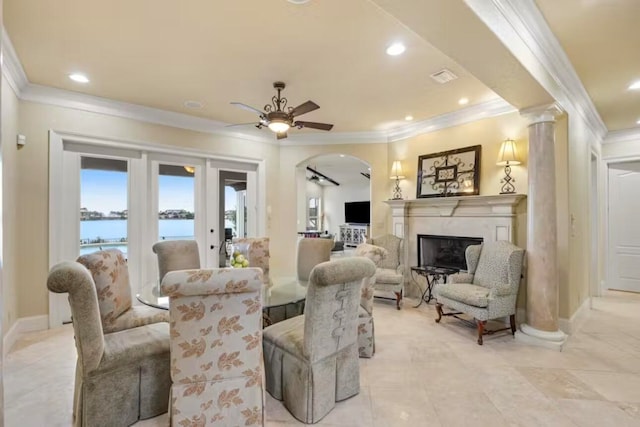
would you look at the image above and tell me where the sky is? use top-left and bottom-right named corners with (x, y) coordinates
top-left (81, 169), bottom-right (237, 214)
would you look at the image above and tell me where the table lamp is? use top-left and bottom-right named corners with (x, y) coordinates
top-left (390, 160), bottom-right (405, 200)
top-left (496, 139), bottom-right (521, 194)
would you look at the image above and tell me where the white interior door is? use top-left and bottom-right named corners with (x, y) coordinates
top-left (608, 162), bottom-right (640, 292)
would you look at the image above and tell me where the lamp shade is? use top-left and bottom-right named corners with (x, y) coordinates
top-left (497, 139), bottom-right (521, 166)
top-left (390, 160), bottom-right (405, 179)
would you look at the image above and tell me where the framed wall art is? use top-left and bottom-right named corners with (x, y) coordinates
top-left (416, 145), bottom-right (481, 198)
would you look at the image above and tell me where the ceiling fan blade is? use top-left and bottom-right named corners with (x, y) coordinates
top-left (276, 132), bottom-right (288, 140)
top-left (295, 121), bottom-right (334, 131)
top-left (230, 102), bottom-right (265, 116)
top-left (224, 122), bottom-right (259, 128)
top-left (290, 100), bottom-right (320, 117)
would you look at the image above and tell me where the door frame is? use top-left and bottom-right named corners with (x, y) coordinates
top-left (48, 130), bottom-right (266, 328)
top-left (604, 155), bottom-right (640, 294)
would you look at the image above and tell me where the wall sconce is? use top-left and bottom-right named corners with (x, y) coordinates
top-left (496, 139), bottom-right (521, 194)
top-left (390, 160), bottom-right (405, 200)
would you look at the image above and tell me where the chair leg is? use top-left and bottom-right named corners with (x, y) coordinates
top-left (476, 319), bottom-right (485, 345)
top-left (394, 291), bottom-right (402, 310)
top-left (435, 303), bottom-right (443, 323)
top-left (510, 314), bottom-right (516, 336)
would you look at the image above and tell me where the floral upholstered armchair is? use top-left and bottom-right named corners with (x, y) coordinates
top-left (367, 234), bottom-right (404, 310)
top-left (232, 237), bottom-right (270, 286)
top-left (47, 261), bottom-right (171, 427)
top-left (76, 249), bottom-right (168, 334)
top-left (353, 243), bottom-right (388, 358)
top-left (161, 267), bottom-right (265, 427)
top-left (434, 241), bottom-right (525, 345)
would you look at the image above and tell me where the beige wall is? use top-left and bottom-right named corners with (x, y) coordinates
top-left (8, 94), bottom-right (602, 326)
top-left (563, 113), bottom-right (601, 319)
top-left (1, 76), bottom-right (19, 335)
top-left (15, 100), bottom-right (279, 319)
top-left (388, 112), bottom-right (530, 201)
top-left (273, 143), bottom-right (388, 277)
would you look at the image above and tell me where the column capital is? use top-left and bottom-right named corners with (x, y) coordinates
top-left (520, 103), bottom-right (564, 126)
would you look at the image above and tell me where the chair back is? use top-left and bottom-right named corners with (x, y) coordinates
top-left (233, 237), bottom-right (270, 285)
top-left (76, 249), bottom-right (133, 327)
top-left (472, 241), bottom-right (525, 293)
top-left (368, 234), bottom-right (402, 270)
top-left (152, 240), bottom-right (200, 283)
top-left (303, 257), bottom-right (376, 362)
top-left (353, 243), bottom-right (388, 314)
top-left (161, 267), bottom-right (265, 426)
top-left (296, 238), bottom-right (333, 281)
top-left (47, 261), bottom-right (105, 374)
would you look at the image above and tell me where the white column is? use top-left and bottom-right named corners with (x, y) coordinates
top-left (515, 104), bottom-right (568, 351)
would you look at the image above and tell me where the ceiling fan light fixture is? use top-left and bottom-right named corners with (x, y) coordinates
top-left (268, 120), bottom-right (290, 133)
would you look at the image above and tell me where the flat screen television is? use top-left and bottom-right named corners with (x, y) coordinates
top-left (344, 201), bottom-right (370, 224)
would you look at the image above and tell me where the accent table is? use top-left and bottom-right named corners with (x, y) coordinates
top-left (411, 266), bottom-right (459, 308)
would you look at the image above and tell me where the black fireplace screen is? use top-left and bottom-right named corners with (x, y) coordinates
top-left (417, 234), bottom-right (484, 271)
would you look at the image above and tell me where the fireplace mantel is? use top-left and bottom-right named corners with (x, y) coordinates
top-left (384, 194), bottom-right (527, 297)
top-left (383, 194), bottom-right (526, 217)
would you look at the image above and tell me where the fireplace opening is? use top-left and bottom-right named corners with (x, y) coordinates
top-left (417, 234), bottom-right (484, 271)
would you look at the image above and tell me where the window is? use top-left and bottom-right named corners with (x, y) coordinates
top-left (307, 197), bottom-right (320, 231)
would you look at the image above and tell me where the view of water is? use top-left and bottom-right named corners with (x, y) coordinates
top-left (81, 219), bottom-right (195, 241)
top-left (79, 219), bottom-right (235, 256)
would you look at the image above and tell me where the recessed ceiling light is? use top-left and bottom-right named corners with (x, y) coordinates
top-left (405, 115), bottom-right (413, 121)
top-left (339, 154), bottom-right (345, 158)
top-left (458, 97), bottom-right (469, 105)
top-left (637, 119), bottom-right (640, 125)
top-left (69, 73), bottom-right (89, 83)
top-left (386, 43), bottom-right (406, 56)
top-left (628, 81), bottom-right (640, 90)
top-left (184, 100), bottom-right (204, 109)
top-left (287, 0), bottom-right (311, 3)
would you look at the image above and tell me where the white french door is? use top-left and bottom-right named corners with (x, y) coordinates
top-left (49, 132), bottom-right (263, 327)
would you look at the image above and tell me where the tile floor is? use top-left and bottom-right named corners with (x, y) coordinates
top-left (6, 292), bottom-right (640, 426)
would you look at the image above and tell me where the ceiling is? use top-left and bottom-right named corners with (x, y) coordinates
top-left (536, 0), bottom-right (640, 132)
top-left (4, 0), bottom-right (501, 134)
top-left (5, 0), bottom-right (635, 136)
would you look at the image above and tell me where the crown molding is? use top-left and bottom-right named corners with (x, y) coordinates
top-left (386, 98), bottom-right (515, 142)
top-left (465, 0), bottom-right (608, 140)
top-left (603, 128), bottom-right (640, 145)
top-left (2, 28), bottom-right (516, 146)
top-left (1, 27), bottom-right (29, 95)
top-left (20, 83), bottom-right (277, 144)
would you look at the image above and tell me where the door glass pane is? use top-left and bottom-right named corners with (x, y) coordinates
top-left (158, 164), bottom-right (195, 241)
top-left (80, 157), bottom-right (128, 256)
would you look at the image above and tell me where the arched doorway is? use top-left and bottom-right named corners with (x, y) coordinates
top-left (295, 154), bottom-right (371, 249)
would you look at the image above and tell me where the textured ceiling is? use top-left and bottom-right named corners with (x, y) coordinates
top-left (4, 0), bottom-right (501, 133)
top-left (536, 0), bottom-right (640, 131)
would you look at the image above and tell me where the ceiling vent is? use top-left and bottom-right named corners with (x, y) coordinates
top-left (430, 68), bottom-right (458, 84)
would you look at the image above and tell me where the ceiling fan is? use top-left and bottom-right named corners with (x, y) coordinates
top-left (228, 82), bottom-right (334, 140)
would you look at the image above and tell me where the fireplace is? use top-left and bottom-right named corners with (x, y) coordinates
top-left (417, 234), bottom-right (484, 271)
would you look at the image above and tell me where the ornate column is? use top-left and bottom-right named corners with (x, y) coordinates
top-left (515, 104), bottom-right (567, 351)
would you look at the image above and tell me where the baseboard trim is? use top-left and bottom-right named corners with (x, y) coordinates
top-left (558, 297), bottom-right (591, 335)
top-left (3, 315), bottom-right (49, 356)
